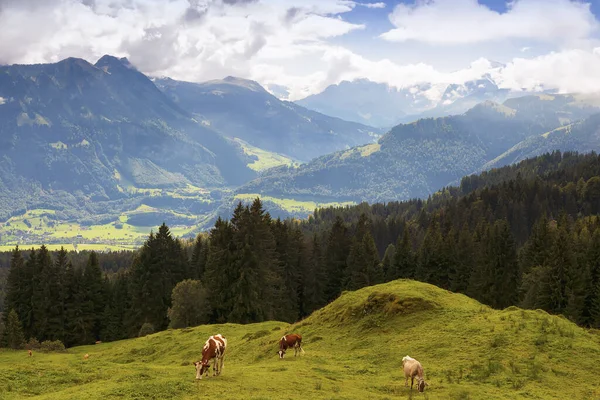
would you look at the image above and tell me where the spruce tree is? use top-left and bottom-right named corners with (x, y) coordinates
top-left (301, 234), bottom-right (326, 316)
top-left (190, 235), bottom-right (208, 280)
top-left (203, 217), bottom-right (235, 323)
top-left (585, 229), bottom-right (600, 328)
top-left (393, 229), bottom-right (414, 279)
top-left (43, 247), bottom-right (67, 341)
top-left (381, 243), bottom-right (396, 282)
top-left (450, 225), bottom-right (474, 293)
top-left (82, 251), bottom-right (105, 342)
top-left (3, 247), bottom-right (25, 335)
top-left (63, 262), bottom-right (86, 346)
top-left (4, 309), bottom-right (25, 349)
top-left (31, 246), bottom-right (52, 341)
top-left (324, 217), bottom-right (350, 302)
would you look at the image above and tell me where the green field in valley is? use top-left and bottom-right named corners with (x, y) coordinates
top-left (1, 280), bottom-right (599, 399)
top-left (234, 193), bottom-right (355, 216)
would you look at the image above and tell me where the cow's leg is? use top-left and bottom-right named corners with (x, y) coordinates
top-left (219, 356), bottom-right (224, 375)
top-left (404, 375), bottom-right (409, 387)
top-left (411, 376), bottom-right (414, 390)
top-left (213, 358), bottom-right (218, 376)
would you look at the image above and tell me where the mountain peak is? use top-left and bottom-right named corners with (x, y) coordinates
top-left (216, 76), bottom-right (267, 93)
top-left (466, 100), bottom-right (516, 118)
top-left (94, 55), bottom-right (136, 71)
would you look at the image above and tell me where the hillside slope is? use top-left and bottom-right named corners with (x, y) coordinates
top-left (0, 56), bottom-right (256, 220)
top-left (1, 280), bottom-right (599, 399)
top-left (155, 77), bottom-right (382, 162)
top-left (485, 113), bottom-right (600, 170)
top-left (238, 95), bottom-right (600, 205)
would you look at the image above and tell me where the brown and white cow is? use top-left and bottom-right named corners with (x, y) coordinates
top-left (28, 350), bottom-right (32, 357)
top-left (194, 334), bottom-right (227, 380)
top-left (277, 334), bottom-right (304, 359)
top-left (402, 355), bottom-right (428, 392)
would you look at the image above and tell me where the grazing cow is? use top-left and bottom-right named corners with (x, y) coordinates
top-left (95, 341), bottom-right (102, 345)
top-left (83, 354), bottom-right (89, 360)
top-left (277, 334), bottom-right (304, 359)
top-left (402, 355), bottom-right (427, 392)
top-left (194, 334), bottom-right (227, 380)
top-left (28, 350), bottom-right (32, 357)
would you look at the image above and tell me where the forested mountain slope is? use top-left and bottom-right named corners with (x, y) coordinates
top-left (155, 77), bottom-right (382, 162)
top-left (485, 113), bottom-right (600, 169)
top-left (0, 56), bottom-right (256, 222)
top-left (239, 96), bottom-right (600, 204)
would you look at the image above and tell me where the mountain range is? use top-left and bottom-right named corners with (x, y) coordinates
top-left (296, 75), bottom-right (527, 128)
top-left (239, 94), bottom-right (600, 205)
top-left (2, 55), bottom-right (600, 244)
top-left (154, 77), bottom-right (382, 162)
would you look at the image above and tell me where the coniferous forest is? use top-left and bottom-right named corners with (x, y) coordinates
top-left (2, 151), bottom-right (600, 348)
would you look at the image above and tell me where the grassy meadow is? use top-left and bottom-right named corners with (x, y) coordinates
top-left (1, 280), bottom-right (600, 399)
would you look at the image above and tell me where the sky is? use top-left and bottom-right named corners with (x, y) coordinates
top-left (0, 0), bottom-right (599, 100)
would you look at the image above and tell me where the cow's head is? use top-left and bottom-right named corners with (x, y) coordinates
top-left (277, 350), bottom-right (285, 359)
top-left (417, 378), bottom-right (428, 393)
top-left (194, 361), bottom-right (210, 380)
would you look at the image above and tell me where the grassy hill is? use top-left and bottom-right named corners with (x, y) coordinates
top-left (1, 280), bottom-right (599, 399)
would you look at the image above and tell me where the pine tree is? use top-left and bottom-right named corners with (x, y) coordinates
top-left (43, 247), bottom-right (67, 341)
top-left (190, 235), bottom-right (208, 280)
top-left (31, 246), bottom-right (52, 341)
top-left (3, 247), bottom-right (26, 336)
top-left (489, 220), bottom-right (519, 309)
top-left (450, 225), bottom-right (474, 293)
top-left (585, 229), bottom-right (600, 328)
top-left (417, 219), bottom-right (446, 286)
top-left (393, 229), bottom-right (415, 279)
top-left (63, 262), bottom-right (86, 346)
top-left (301, 234), bottom-right (326, 316)
top-left (82, 251), bottom-right (105, 343)
top-left (345, 237), bottom-right (368, 290)
top-left (542, 218), bottom-right (583, 320)
top-left (324, 217), bottom-right (350, 302)
top-left (203, 217), bottom-right (235, 323)
top-left (128, 224), bottom-right (190, 333)
top-left (4, 309), bottom-right (25, 349)
top-left (381, 243), bottom-right (396, 282)
top-left (228, 198), bottom-right (278, 323)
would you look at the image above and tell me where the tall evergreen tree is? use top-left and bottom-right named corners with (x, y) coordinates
top-left (31, 246), bottom-right (52, 341)
top-left (324, 217), bottom-right (350, 302)
top-left (450, 225), bottom-right (474, 293)
top-left (585, 229), bottom-right (600, 328)
top-left (4, 309), bottom-right (25, 349)
top-left (63, 262), bottom-right (86, 346)
top-left (82, 251), bottom-right (105, 342)
top-left (381, 243), bottom-right (396, 282)
top-left (393, 228), bottom-right (415, 279)
top-left (301, 234), bottom-right (327, 316)
top-left (3, 247), bottom-right (26, 334)
top-left (203, 217), bottom-right (235, 323)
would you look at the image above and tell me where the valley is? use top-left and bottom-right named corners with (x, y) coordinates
top-left (2, 57), bottom-right (600, 250)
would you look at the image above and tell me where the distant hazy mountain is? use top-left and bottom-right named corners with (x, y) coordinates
top-left (295, 79), bottom-right (436, 128)
top-left (296, 76), bottom-right (527, 128)
top-left (0, 55), bottom-right (255, 221)
top-left (239, 95), bottom-right (600, 204)
top-left (154, 77), bottom-right (382, 162)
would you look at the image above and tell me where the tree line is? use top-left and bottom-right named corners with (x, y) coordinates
top-left (2, 151), bottom-right (600, 348)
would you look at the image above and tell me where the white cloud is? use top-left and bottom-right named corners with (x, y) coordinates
top-left (1, 0), bottom-right (600, 105)
top-left (360, 2), bottom-right (385, 9)
top-left (381, 0), bottom-right (598, 45)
